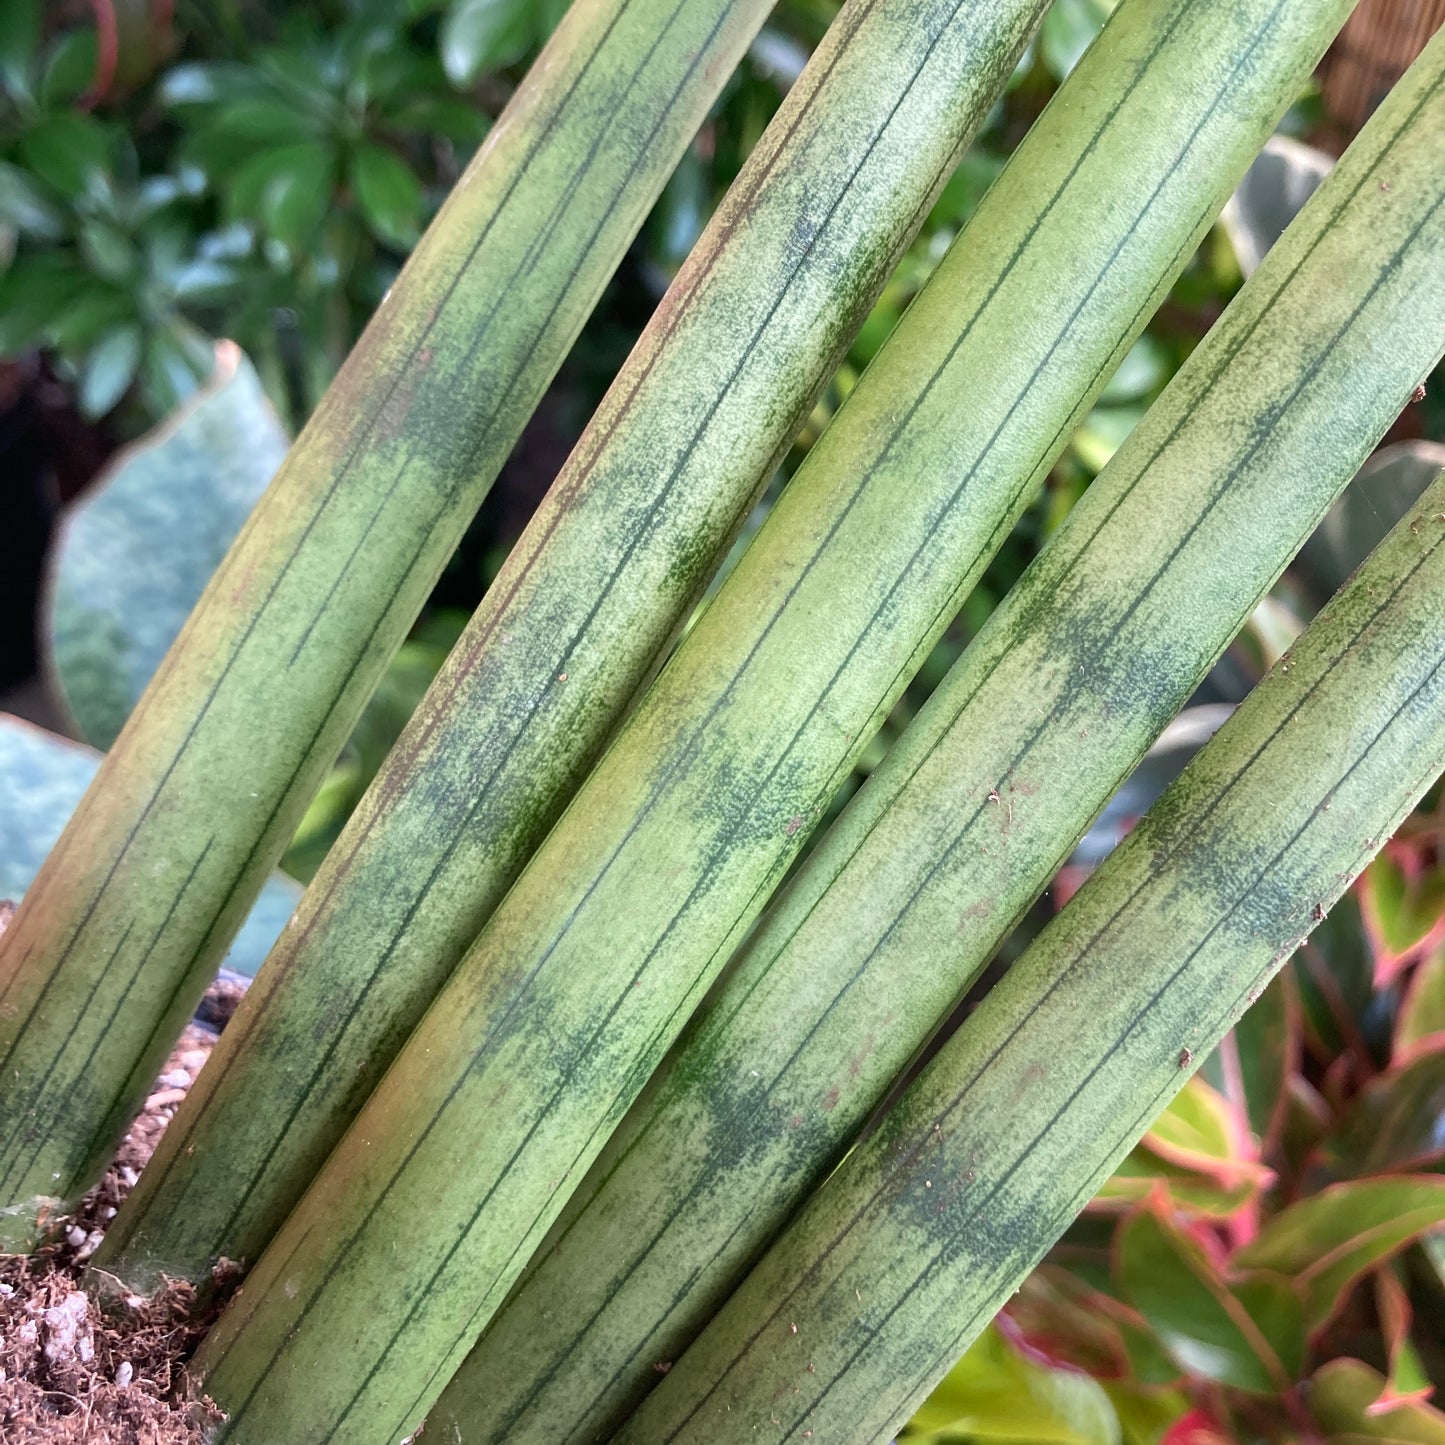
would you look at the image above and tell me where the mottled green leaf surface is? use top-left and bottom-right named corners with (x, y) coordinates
top-left (0, 0), bottom-right (772, 1238)
top-left (439, 3), bottom-right (1425, 1434)
top-left (101, 0), bottom-right (1054, 1292)
top-left (48, 343), bottom-right (288, 750)
top-left (625, 406), bottom-right (1445, 1443)
top-left (191, 3), bottom-right (1378, 1440)
top-left (0, 715), bottom-right (298, 977)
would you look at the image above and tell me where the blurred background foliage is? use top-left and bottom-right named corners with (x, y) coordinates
top-left (2, 0), bottom-right (1444, 1439)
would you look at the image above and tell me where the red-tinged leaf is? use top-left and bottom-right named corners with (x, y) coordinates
top-left (1140, 1078), bottom-right (1274, 1194)
top-left (1320, 1052), bottom-right (1445, 1177)
top-left (1095, 1151), bottom-right (1262, 1222)
top-left (1007, 1269), bottom-right (1133, 1380)
top-left (1116, 1208), bottom-right (1299, 1395)
top-left (1101, 1382), bottom-right (1195, 1445)
top-left (1396, 947), bottom-right (1445, 1061)
top-left (1310, 1360), bottom-right (1445, 1443)
top-left (904, 1320), bottom-right (1123, 1443)
top-left (1371, 1269), bottom-right (1435, 1415)
top-left (1160, 1407), bottom-right (1232, 1445)
top-left (1359, 847), bottom-right (1445, 987)
top-left (1233, 1178), bottom-right (1445, 1335)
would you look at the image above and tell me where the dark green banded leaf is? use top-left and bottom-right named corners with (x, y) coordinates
top-left (101, 0), bottom-right (1054, 1290)
top-left (0, 0), bottom-right (773, 1243)
top-left (428, 1), bottom-right (1370, 1435)
top-left (623, 345), bottom-right (1445, 1445)
top-left (192, 1), bottom-right (1368, 1439)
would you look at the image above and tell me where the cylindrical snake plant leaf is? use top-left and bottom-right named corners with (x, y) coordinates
top-left (0, 0), bottom-right (771, 1240)
top-left (620, 462), bottom-right (1445, 1445)
top-left (440, 13), bottom-right (1445, 1442)
top-left (98, 0), bottom-right (1054, 1291)
top-left (190, 3), bottom-right (1368, 1439)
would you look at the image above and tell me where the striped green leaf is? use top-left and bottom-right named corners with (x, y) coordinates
top-left (98, 0), bottom-right (1054, 1291)
top-left (0, 0), bottom-right (771, 1241)
top-left (438, 4), bottom-right (1445, 1435)
top-left (190, 2), bottom-right (1366, 1439)
top-left (621, 367), bottom-right (1445, 1445)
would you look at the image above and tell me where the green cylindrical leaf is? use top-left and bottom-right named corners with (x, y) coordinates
top-left (100, 0), bottom-right (1052, 1287)
top-left (431, 2), bottom-right (1379, 1437)
top-left (623, 225), bottom-right (1445, 1445)
top-left (192, 3), bottom-right (1371, 1440)
top-left (0, 0), bottom-right (771, 1241)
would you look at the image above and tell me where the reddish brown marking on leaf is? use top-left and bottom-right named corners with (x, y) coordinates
top-left (821, 1086), bottom-right (841, 1112)
top-left (957, 898), bottom-right (993, 933)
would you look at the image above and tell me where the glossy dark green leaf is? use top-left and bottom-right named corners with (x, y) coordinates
top-left (1236, 1178), bottom-right (1445, 1333)
top-left (77, 324), bottom-right (143, 420)
top-left (265, 150), bottom-right (336, 250)
top-left (441, 0), bottom-right (534, 86)
top-left (0, 159), bottom-right (66, 239)
top-left (1320, 1054), bottom-right (1445, 1177)
top-left (228, 142), bottom-right (335, 249)
top-left (78, 219), bottom-right (138, 283)
top-left (18, 111), bottom-right (113, 201)
top-left (207, 97), bottom-right (319, 143)
top-left (46, 285), bottom-right (134, 352)
top-left (0, 715), bottom-right (299, 978)
top-left (139, 324), bottom-right (211, 415)
top-left (0, 253), bottom-right (90, 353)
top-left (384, 92), bottom-right (491, 145)
top-left (350, 142), bottom-right (423, 248)
top-left (0, 0), bottom-right (38, 96)
top-left (1118, 1209), bottom-right (1297, 1393)
top-left (50, 343), bottom-right (288, 745)
top-left (38, 28), bottom-right (97, 108)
